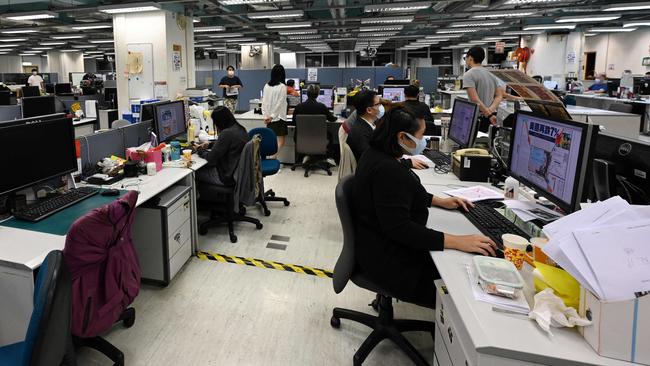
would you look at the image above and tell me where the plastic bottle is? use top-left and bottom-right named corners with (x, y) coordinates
top-left (504, 177), bottom-right (519, 199)
top-left (187, 123), bottom-right (196, 143)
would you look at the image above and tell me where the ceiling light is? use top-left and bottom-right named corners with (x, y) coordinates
top-left (450, 21), bottom-right (503, 27)
top-left (472, 10), bottom-right (535, 18)
top-left (60, 49), bottom-right (79, 52)
top-left (365, 1), bottom-right (431, 12)
top-left (1, 29), bottom-right (39, 34)
top-left (0, 38), bottom-right (26, 42)
top-left (225, 38), bottom-right (256, 42)
top-left (23, 50), bottom-right (42, 53)
top-left (204, 47), bottom-right (226, 50)
top-left (194, 26), bottom-right (226, 32)
top-left (266, 22), bottom-right (311, 29)
top-left (286, 35), bottom-right (322, 40)
top-left (588, 27), bottom-right (637, 32)
top-left (194, 43), bottom-right (212, 47)
top-left (247, 10), bottom-right (303, 19)
top-left (72, 45), bottom-right (97, 48)
top-left (278, 29), bottom-right (318, 35)
top-left (40, 41), bottom-right (65, 45)
top-left (32, 47), bottom-right (53, 50)
top-left (360, 16), bottom-right (414, 24)
top-left (556, 14), bottom-right (621, 23)
top-left (584, 33), bottom-right (597, 36)
top-left (436, 28), bottom-right (479, 34)
top-left (523, 24), bottom-right (576, 30)
top-left (207, 33), bottom-right (243, 38)
top-left (426, 34), bottom-right (462, 39)
top-left (483, 36), bottom-right (520, 40)
top-left (623, 22), bottom-right (650, 27)
top-left (469, 40), bottom-right (487, 44)
top-left (219, 0), bottom-right (282, 5)
top-left (85, 51), bottom-right (104, 54)
top-left (0, 44), bottom-right (20, 48)
top-left (359, 26), bottom-right (403, 32)
top-left (604, 2), bottom-right (650, 11)
top-left (52, 35), bottom-right (85, 39)
top-left (502, 30), bottom-right (543, 35)
top-left (357, 32), bottom-right (398, 38)
top-left (456, 43), bottom-right (482, 47)
top-left (193, 18), bottom-right (200, 23)
top-left (71, 23), bottom-right (112, 30)
top-left (505, 0), bottom-right (563, 3)
top-left (3, 10), bottom-right (58, 21)
top-left (98, 2), bottom-right (161, 14)
top-left (89, 39), bottom-right (114, 44)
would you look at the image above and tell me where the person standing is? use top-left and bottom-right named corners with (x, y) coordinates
top-left (27, 69), bottom-right (44, 91)
top-left (262, 64), bottom-right (289, 157)
top-left (462, 46), bottom-right (502, 133)
top-left (219, 65), bottom-right (243, 114)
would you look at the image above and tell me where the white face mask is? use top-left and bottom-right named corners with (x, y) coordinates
top-left (595, 78), bottom-right (602, 84)
top-left (399, 132), bottom-right (427, 156)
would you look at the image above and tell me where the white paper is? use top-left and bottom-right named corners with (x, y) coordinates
top-left (504, 200), bottom-right (562, 222)
top-left (226, 86), bottom-right (239, 96)
top-left (85, 100), bottom-right (97, 118)
top-left (402, 154), bottom-right (434, 167)
top-left (542, 196), bottom-right (628, 239)
top-left (574, 220), bottom-right (650, 301)
top-left (444, 185), bottom-right (503, 202)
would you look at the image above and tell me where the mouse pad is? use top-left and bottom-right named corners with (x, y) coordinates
top-left (0, 190), bottom-right (129, 236)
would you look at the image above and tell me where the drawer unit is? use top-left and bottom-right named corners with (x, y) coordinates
top-left (132, 185), bottom-right (193, 286)
top-left (434, 280), bottom-right (477, 366)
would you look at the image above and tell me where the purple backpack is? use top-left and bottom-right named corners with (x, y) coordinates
top-left (63, 191), bottom-right (141, 338)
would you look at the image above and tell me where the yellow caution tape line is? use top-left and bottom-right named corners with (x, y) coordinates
top-left (196, 251), bottom-right (333, 278)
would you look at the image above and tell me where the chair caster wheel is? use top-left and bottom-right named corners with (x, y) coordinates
top-left (229, 235), bottom-right (238, 243)
top-left (291, 167), bottom-right (296, 171)
top-left (327, 171), bottom-right (332, 176)
top-left (268, 191), bottom-right (276, 197)
top-left (198, 226), bottom-right (208, 235)
top-left (330, 316), bottom-right (341, 329)
top-left (256, 223), bottom-right (263, 230)
top-left (122, 308), bottom-right (136, 328)
top-left (240, 206), bottom-right (247, 215)
top-left (264, 209), bottom-right (271, 216)
top-left (283, 200), bottom-right (290, 206)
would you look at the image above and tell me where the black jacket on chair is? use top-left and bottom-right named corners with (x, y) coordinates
top-left (293, 99), bottom-right (337, 122)
top-left (353, 146), bottom-right (444, 303)
top-left (198, 125), bottom-right (249, 185)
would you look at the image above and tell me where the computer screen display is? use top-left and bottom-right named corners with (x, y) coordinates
top-left (508, 112), bottom-right (588, 211)
top-left (22, 95), bottom-right (56, 118)
top-left (55, 83), bottom-right (72, 95)
top-left (301, 87), bottom-right (334, 109)
top-left (0, 115), bottom-right (76, 196)
top-left (448, 99), bottom-right (479, 148)
top-left (153, 100), bottom-right (187, 142)
top-left (382, 87), bottom-right (406, 102)
top-left (22, 86), bottom-right (40, 97)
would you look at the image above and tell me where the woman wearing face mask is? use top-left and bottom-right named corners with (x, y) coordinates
top-left (219, 65), bottom-right (243, 113)
top-left (352, 107), bottom-right (497, 307)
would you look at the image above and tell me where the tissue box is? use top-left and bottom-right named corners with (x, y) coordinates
top-left (579, 289), bottom-right (650, 365)
top-left (144, 149), bottom-right (163, 171)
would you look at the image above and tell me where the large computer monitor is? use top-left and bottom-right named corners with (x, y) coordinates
top-left (153, 100), bottom-right (187, 142)
top-left (384, 79), bottom-right (410, 86)
top-left (381, 86), bottom-right (406, 102)
top-left (22, 86), bottom-right (40, 97)
top-left (0, 91), bottom-right (10, 105)
top-left (0, 114), bottom-right (76, 196)
top-left (22, 95), bottom-right (56, 118)
top-left (508, 111), bottom-right (597, 213)
top-left (301, 85), bottom-right (334, 109)
top-left (448, 99), bottom-right (480, 148)
top-left (55, 83), bottom-right (72, 95)
top-left (590, 132), bottom-right (650, 205)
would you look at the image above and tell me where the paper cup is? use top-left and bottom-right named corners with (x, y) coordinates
top-left (530, 237), bottom-right (554, 266)
top-left (502, 234), bottom-right (529, 270)
top-left (182, 149), bottom-right (192, 161)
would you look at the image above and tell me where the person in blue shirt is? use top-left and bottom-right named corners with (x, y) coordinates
top-left (587, 73), bottom-right (608, 94)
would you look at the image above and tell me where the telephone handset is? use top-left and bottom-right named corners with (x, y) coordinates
top-left (454, 148), bottom-right (489, 157)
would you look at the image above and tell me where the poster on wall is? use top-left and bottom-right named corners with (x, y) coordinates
top-left (127, 51), bottom-right (144, 74)
top-left (307, 68), bottom-right (318, 82)
top-left (154, 81), bottom-right (168, 99)
top-left (566, 51), bottom-right (576, 64)
top-left (172, 44), bottom-right (182, 72)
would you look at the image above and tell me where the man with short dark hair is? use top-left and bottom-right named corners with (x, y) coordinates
top-left (403, 85), bottom-right (434, 123)
top-left (463, 46), bottom-right (502, 132)
top-left (347, 90), bottom-right (383, 162)
top-left (286, 79), bottom-right (300, 97)
top-left (293, 84), bottom-right (337, 122)
top-left (27, 68), bottom-right (44, 90)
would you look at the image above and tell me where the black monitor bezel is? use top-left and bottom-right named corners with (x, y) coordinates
top-left (21, 95), bottom-right (56, 118)
top-left (448, 98), bottom-right (479, 148)
top-left (152, 100), bottom-right (187, 143)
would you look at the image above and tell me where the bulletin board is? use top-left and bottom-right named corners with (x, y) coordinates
top-left (127, 43), bottom-right (154, 100)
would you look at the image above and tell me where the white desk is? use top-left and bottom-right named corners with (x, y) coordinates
top-left (412, 169), bottom-right (634, 366)
top-left (72, 117), bottom-right (98, 138)
top-left (572, 94), bottom-right (650, 133)
top-left (0, 156), bottom-right (206, 346)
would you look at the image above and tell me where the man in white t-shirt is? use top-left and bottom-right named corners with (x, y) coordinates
top-left (27, 69), bottom-right (44, 90)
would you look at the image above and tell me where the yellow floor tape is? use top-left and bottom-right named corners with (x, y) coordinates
top-left (196, 251), bottom-right (334, 278)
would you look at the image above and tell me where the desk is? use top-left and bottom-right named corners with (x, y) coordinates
top-left (412, 169), bottom-right (634, 365)
top-left (571, 94), bottom-right (650, 133)
top-left (0, 156), bottom-right (206, 346)
top-left (73, 117), bottom-right (98, 137)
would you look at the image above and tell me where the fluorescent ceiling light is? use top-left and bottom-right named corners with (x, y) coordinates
top-left (360, 16), bottom-right (414, 24)
top-left (357, 32), bottom-right (398, 38)
top-left (194, 43), bottom-right (212, 47)
top-left (0, 38), bottom-right (26, 42)
top-left (556, 14), bottom-right (621, 23)
top-left (359, 26), bottom-right (403, 32)
top-left (472, 10), bottom-right (535, 18)
top-left (623, 22), bottom-right (650, 27)
top-left (469, 40), bottom-right (487, 44)
top-left (588, 27), bottom-right (637, 33)
top-left (72, 45), bottom-right (97, 48)
top-left (1, 29), bottom-right (39, 34)
top-left (247, 10), bottom-right (303, 19)
top-left (60, 49), bottom-right (79, 52)
top-left (194, 26), bottom-right (226, 32)
top-left (193, 18), bottom-right (200, 23)
top-left (205, 47), bottom-right (226, 50)
top-left (266, 22), bottom-right (311, 29)
top-left (505, 0), bottom-right (563, 3)
top-left (484, 36), bottom-right (519, 40)
top-left (23, 50), bottom-right (42, 53)
top-left (436, 28), bottom-right (480, 34)
top-left (3, 10), bottom-right (58, 21)
top-left (207, 33), bottom-right (243, 38)
top-left (426, 34), bottom-right (462, 39)
top-left (286, 35), bottom-right (322, 40)
top-left (52, 35), bottom-right (85, 39)
top-left (85, 51), bottom-right (104, 54)
top-left (450, 21), bottom-right (503, 27)
top-left (71, 23), bottom-right (111, 30)
top-left (40, 41), bottom-right (65, 45)
top-left (278, 29), bottom-right (318, 35)
top-left (0, 44), bottom-right (20, 48)
top-left (524, 24), bottom-right (576, 30)
top-left (502, 30), bottom-right (543, 35)
top-left (365, 1), bottom-right (431, 12)
top-left (220, 0), bottom-right (282, 5)
top-left (584, 33), bottom-right (597, 36)
top-left (225, 38), bottom-right (256, 42)
top-left (32, 47), bottom-right (53, 50)
top-left (98, 2), bottom-right (161, 14)
top-left (604, 2), bottom-right (650, 11)
top-left (457, 43), bottom-right (482, 47)
top-left (89, 39), bottom-right (114, 44)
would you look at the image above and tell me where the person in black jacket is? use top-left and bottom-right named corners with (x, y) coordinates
top-left (353, 107), bottom-right (497, 307)
top-left (293, 84), bottom-right (337, 122)
top-left (403, 85), bottom-right (434, 123)
top-left (195, 106), bottom-right (249, 186)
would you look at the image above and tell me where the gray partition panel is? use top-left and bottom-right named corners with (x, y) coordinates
top-left (285, 68), bottom-right (307, 82)
top-left (79, 129), bottom-right (125, 168)
top-left (316, 68), bottom-right (343, 87)
top-left (375, 67), bottom-right (405, 86)
top-left (342, 68), bottom-right (375, 88)
top-left (121, 120), bottom-right (152, 148)
top-left (0, 105), bottom-right (22, 123)
top-left (237, 69), bottom-right (274, 111)
top-left (416, 67), bottom-right (439, 94)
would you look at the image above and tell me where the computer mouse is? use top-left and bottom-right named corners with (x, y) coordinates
top-left (101, 189), bottom-right (120, 197)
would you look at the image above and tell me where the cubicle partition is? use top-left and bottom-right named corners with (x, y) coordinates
top-left (78, 120), bottom-right (152, 168)
top-left (0, 105), bottom-right (23, 124)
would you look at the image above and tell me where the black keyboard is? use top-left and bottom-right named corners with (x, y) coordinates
top-left (424, 150), bottom-right (451, 166)
top-left (461, 201), bottom-right (531, 252)
top-left (14, 187), bottom-right (100, 222)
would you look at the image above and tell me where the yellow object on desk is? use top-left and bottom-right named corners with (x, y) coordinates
top-left (533, 261), bottom-right (581, 310)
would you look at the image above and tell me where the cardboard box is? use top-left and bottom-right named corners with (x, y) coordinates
top-left (579, 289), bottom-right (650, 365)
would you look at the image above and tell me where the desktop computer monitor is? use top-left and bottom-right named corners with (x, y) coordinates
top-left (45, 83), bottom-right (55, 94)
top-left (22, 95), bottom-right (56, 118)
top-left (508, 111), bottom-right (597, 213)
top-left (153, 100), bottom-right (187, 142)
top-left (55, 83), bottom-right (72, 95)
top-left (381, 87), bottom-right (406, 102)
top-left (448, 99), bottom-right (479, 148)
top-left (22, 86), bottom-right (40, 97)
top-left (301, 86), bottom-right (334, 109)
top-left (0, 91), bottom-right (10, 105)
top-left (384, 79), bottom-right (410, 86)
top-left (0, 114), bottom-right (76, 196)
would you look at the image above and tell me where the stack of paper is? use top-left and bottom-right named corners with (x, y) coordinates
top-left (504, 200), bottom-right (562, 222)
top-left (444, 185), bottom-right (503, 202)
top-left (542, 196), bottom-right (650, 301)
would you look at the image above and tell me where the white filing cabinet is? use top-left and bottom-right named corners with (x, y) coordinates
top-left (132, 185), bottom-right (193, 286)
top-left (434, 279), bottom-right (478, 366)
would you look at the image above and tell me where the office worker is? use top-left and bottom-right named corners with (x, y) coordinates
top-left (286, 79), bottom-right (300, 97)
top-left (403, 85), bottom-right (434, 123)
top-left (293, 84), bottom-right (337, 122)
top-left (463, 46), bottom-right (502, 132)
top-left (195, 107), bottom-right (249, 186)
top-left (27, 68), bottom-right (44, 90)
top-left (262, 64), bottom-right (289, 157)
top-left (586, 72), bottom-right (608, 94)
top-left (218, 65), bottom-right (243, 113)
top-left (353, 107), bottom-right (497, 307)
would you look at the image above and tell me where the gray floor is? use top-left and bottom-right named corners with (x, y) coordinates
top-left (77, 167), bottom-right (435, 365)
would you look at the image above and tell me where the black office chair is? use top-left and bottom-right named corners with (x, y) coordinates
top-left (608, 103), bottom-right (633, 113)
top-left (291, 114), bottom-right (333, 177)
top-left (330, 176), bottom-right (435, 366)
top-left (198, 138), bottom-right (264, 243)
top-left (0, 250), bottom-right (73, 366)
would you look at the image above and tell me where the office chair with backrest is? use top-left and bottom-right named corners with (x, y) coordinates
top-left (248, 127), bottom-right (290, 214)
top-left (0, 250), bottom-right (72, 366)
top-left (111, 119), bottom-right (131, 129)
top-left (330, 176), bottom-right (435, 366)
top-left (198, 137), bottom-right (264, 243)
top-left (291, 114), bottom-right (332, 177)
top-left (608, 103), bottom-right (633, 114)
